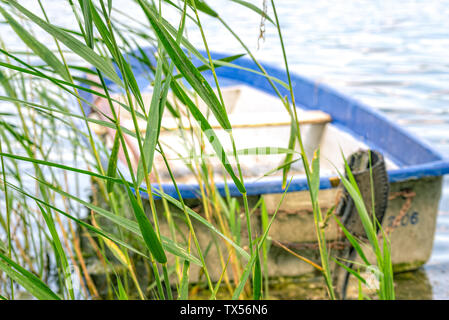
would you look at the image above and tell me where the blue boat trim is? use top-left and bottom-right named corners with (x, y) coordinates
top-left (77, 48), bottom-right (449, 200)
top-left (141, 161), bottom-right (449, 200)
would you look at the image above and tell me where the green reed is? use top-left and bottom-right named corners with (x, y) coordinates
top-left (0, 0), bottom-right (394, 300)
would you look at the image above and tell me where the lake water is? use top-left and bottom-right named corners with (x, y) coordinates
top-left (1, 0), bottom-right (449, 299)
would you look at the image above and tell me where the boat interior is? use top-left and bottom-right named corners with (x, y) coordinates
top-left (89, 85), bottom-right (399, 184)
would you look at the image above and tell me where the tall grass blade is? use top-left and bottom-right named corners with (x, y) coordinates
top-left (333, 258), bottom-right (367, 285)
top-left (7, 180), bottom-right (153, 261)
top-left (6, 0), bottom-right (123, 86)
top-left (106, 132), bottom-right (121, 193)
top-left (123, 175), bottom-right (167, 263)
top-left (152, 187), bottom-right (249, 259)
top-left (382, 233), bottom-right (395, 300)
top-left (137, 0), bottom-right (231, 130)
top-left (230, 0), bottom-right (274, 24)
top-left (338, 158), bottom-right (379, 256)
top-left (136, 55), bottom-right (164, 185)
top-left (0, 6), bottom-right (70, 81)
top-left (0, 252), bottom-right (61, 300)
top-left (252, 245), bottom-right (262, 300)
top-left (170, 81), bottom-right (245, 193)
top-left (78, 0), bottom-right (94, 48)
top-left (36, 203), bottom-right (74, 299)
top-left (189, 0), bottom-right (219, 17)
top-left (333, 217), bottom-right (370, 265)
top-left (33, 177), bottom-right (202, 265)
top-left (116, 276), bottom-right (129, 300)
top-left (0, 150), bottom-right (245, 262)
top-left (232, 179), bottom-right (292, 299)
top-left (178, 260), bottom-right (190, 300)
top-left (171, 53), bottom-right (245, 81)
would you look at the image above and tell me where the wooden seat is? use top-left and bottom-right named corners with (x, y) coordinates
top-left (119, 110), bottom-right (332, 133)
top-left (95, 87), bottom-right (331, 133)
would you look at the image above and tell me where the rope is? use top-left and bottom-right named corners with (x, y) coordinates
top-left (383, 189), bottom-right (416, 236)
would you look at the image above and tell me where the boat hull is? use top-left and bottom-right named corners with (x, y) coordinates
top-left (135, 175), bottom-right (442, 282)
